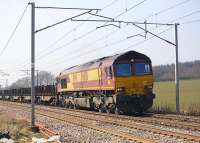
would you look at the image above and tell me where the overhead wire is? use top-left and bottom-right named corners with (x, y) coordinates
top-left (113, 0), bottom-right (147, 19)
top-left (103, 9), bottom-right (200, 52)
top-left (181, 19), bottom-right (200, 24)
top-left (74, 0), bottom-right (197, 55)
top-left (106, 9), bottom-right (200, 53)
top-left (19, 0), bottom-right (148, 71)
top-left (69, 0), bottom-right (151, 51)
top-left (169, 10), bottom-right (200, 22)
top-left (37, 0), bottom-right (119, 55)
top-left (18, 0), bottom-right (120, 68)
top-left (0, 0), bottom-right (31, 57)
top-left (29, 0), bottom-right (148, 66)
top-left (139, 0), bottom-right (192, 21)
top-left (118, 27), bottom-right (174, 52)
top-left (53, 0), bottom-right (192, 60)
top-left (45, 27), bottom-right (174, 71)
top-left (19, 1), bottom-right (199, 72)
top-left (89, 0), bottom-right (193, 44)
top-left (44, 4), bottom-right (199, 69)
top-left (101, 0), bottom-right (119, 10)
top-left (45, 9), bottom-right (200, 70)
top-left (45, 26), bottom-right (173, 70)
top-left (52, 0), bottom-right (199, 64)
top-left (34, 0), bottom-right (147, 59)
top-left (82, 0), bottom-right (193, 49)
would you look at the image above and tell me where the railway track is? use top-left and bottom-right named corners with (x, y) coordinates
top-left (37, 105), bottom-right (200, 143)
top-left (2, 100), bottom-right (199, 131)
top-left (70, 109), bottom-right (200, 131)
top-left (36, 102), bottom-right (200, 132)
top-left (1, 101), bottom-right (156, 143)
top-left (152, 114), bottom-right (200, 124)
top-left (1, 101), bottom-right (200, 143)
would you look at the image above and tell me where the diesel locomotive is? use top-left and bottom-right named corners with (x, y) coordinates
top-left (0, 50), bottom-right (155, 114)
top-left (56, 50), bottom-right (155, 113)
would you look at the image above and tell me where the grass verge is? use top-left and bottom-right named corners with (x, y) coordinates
top-left (152, 79), bottom-right (200, 115)
top-left (0, 113), bottom-right (44, 143)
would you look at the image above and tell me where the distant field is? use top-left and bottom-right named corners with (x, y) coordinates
top-left (153, 79), bottom-right (200, 114)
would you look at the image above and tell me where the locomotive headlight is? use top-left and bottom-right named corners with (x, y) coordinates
top-left (144, 84), bottom-right (153, 94)
top-left (116, 87), bottom-right (125, 92)
top-left (144, 85), bottom-right (153, 90)
top-left (143, 81), bottom-right (153, 89)
top-left (145, 85), bottom-right (153, 89)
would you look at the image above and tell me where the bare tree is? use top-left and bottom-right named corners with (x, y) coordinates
top-left (9, 77), bottom-right (30, 89)
top-left (37, 71), bottom-right (55, 86)
top-left (10, 71), bottom-right (55, 89)
top-left (153, 60), bottom-right (200, 81)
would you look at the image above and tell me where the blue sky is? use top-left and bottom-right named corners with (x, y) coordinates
top-left (0, 0), bottom-right (199, 85)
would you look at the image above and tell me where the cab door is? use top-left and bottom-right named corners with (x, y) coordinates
top-left (98, 62), bottom-right (103, 91)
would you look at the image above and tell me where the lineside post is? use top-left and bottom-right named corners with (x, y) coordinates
top-left (175, 23), bottom-right (180, 113)
top-left (30, 2), bottom-right (36, 130)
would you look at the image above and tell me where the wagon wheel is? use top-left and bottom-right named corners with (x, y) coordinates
top-left (106, 104), bottom-right (114, 114)
top-left (98, 104), bottom-right (105, 113)
top-left (64, 102), bottom-right (69, 108)
top-left (98, 107), bottom-right (104, 113)
top-left (106, 108), bottom-right (111, 114)
top-left (68, 101), bottom-right (73, 109)
top-left (73, 104), bottom-right (77, 109)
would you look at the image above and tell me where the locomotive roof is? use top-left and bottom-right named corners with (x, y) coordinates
top-left (58, 50), bottom-right (151, 76)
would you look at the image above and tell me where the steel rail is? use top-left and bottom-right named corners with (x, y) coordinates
top-left (0, 100), bottom-right (199, 130)
top-left (152, 114), bottom-right (200, 124)
top-left (1, 102), bottom-right (156, 143)
top-left (1, 101), bottom-right (200, 143)
top-left (35, 105), bottom-right (200, 143)
top-left (35, 102), bottom-right (200, 131)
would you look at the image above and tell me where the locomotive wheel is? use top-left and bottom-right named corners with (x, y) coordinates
top-left (108, 104), bottom-right (115, 113)
top-left (98, 104), bottom-right (106, 113)
top-left (68, 102), bottom-right (76, 109)
top-left (98, 107), bottom-right (104, 113)
top-left (106, 108), bottom-right (111, 114)
top-left (115, 107), bottom-right (120, 115)
top-left (68, 102), bottom-right (73, 109)
top-left (64, 102), bottom-right (69, 108)
top-left (73, 104), bottom-right (77, 109)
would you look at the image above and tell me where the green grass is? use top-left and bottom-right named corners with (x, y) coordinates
top-left (0, 113), bottom-right (44, 143)
top-left (153, 79), bottom-right (200, 115)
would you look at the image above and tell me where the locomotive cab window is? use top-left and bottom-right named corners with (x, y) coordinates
top-left (115, 63), bottom-right (132, 76)
top-left (61, 79), bottom-right (67, 89)
top-left (105, 66), bottom-right (112, 79)
top-left (135, 63), bottom-right (151, 75)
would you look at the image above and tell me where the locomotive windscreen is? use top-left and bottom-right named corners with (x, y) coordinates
top-left (135, 63), bottom-right (151, 75)
top-left (115, 63), bottom-right (132, 76)
top-left (115, 63), bottom-right (151, 76)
